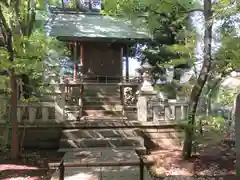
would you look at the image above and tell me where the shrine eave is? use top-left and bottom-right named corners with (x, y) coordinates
top-left (56, 36), bottom-right (151, 44)
top-left (46, 13), bottom-right (152, 41)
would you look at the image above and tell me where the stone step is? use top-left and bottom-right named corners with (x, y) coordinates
top-left (50, 148), bottom-right (152, 180)
top-left (83, 103), bottom-right (122, 108)
top-left (57, 147), bottom-right (147, 155)
top-left (84, 84), bottom-right (120, 87)
top-left (83, 100), bottom-right (121, 106)
top-left (84, 85), bottom-right (120, 90)
top-left (59, 137), bottom-right (144, 149)
top-left (61, 128), bottom-right (140, 139)
top-left (83, 110), bottom-right (123, 117)
top-left (84, 86), bottom-right (120, 90)
top-left (83, 96), bottom-right (121, 101)
top-left (83, 93), bottom-right (120, 98)
top-left (83, 90), bottom-right (120, 94)
top-left (64, 105), bottom-right (81, 111)
top-left (142, 128), bottom-right (184, 139)
top-left (83, 105), bottom-right (123, 111)
top-left (83, 88), bottom-right (120, 95)
top-left (80, 116), bottom-right (128, 121)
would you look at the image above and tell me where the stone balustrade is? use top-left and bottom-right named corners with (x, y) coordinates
top-left (137, 94), bottom-right (188, 124)
top-left (150, 99), bottom-right (189, 123)
top-left (16, 102), bottom-right (61, 123)
top-left (0, 83), bottom-right (84, 124)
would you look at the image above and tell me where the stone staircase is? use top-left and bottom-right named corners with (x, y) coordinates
top-left (60, 84), bottom-right (145, 153)
top-left (58, 128), bottom-right (146, 153)
top-left (50, 84), bottom-right (152, 180)
top-left (52, 125), bottom-right (152, 180)
top-left (82, 84), bottom-right (125, 119)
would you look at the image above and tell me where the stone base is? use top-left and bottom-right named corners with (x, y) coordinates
top-left (51, 166), bottom-right (151, 180)
top-left (50, 148), bottom-right (152, 180)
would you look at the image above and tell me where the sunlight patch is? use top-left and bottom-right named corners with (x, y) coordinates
top-left (0, 164), bottom-right (39, 172)
top-left (3, 177), bottom-right (38, 180)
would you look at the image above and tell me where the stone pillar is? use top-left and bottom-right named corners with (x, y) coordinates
top-left (137, 91), bottom-right (156, 122)
top-left (137, 62), bottom-right (157, 122)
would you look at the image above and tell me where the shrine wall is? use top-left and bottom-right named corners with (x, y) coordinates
top-left (82, 42), bottom-right (122, 78)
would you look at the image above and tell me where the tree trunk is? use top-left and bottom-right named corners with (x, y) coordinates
top-left (182, 0), bottom-right (213, 160)
top-left (10, 75), bottom-right (19, 159)
top-left (0, 6), bottom-right (19, 159)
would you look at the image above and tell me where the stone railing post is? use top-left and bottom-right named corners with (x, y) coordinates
top-left (28, 104), bottom-right (36, 123)
top-left (137, 91), bottom-right (156, 122)
top-left (55, 83), bottom-right (66, 122)
top-left (42, 104), bottom-right (49, 122)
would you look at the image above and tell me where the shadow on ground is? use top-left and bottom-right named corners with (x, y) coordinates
top-left (0, 150), bottom-right (63, 180)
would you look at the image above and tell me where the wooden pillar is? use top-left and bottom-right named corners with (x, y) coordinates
top-left (120, 47), bottom-right (124, 105)
top-left (73, 41), bottom-right (78, 81)
top-left (79, 44), bottom-right (83, 75)
top-left (125, 45), bottom-right (129, 82)
top-left (79, 44), bottom-right (84, 95)
top-left (61, 0), bottom-right (64, 8)
top-left (79, 44), bottom-right (84, 119)
top-left (120, 47), bottom-right (123, 81)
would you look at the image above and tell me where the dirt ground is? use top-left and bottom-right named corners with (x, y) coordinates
top-left (0, 133), bottom-right (236, 180)
top-left (0, 150), bottom-right (63, 180)
top-left (147, 139), bottom-right (236, 179)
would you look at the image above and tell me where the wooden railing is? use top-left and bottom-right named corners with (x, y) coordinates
top-left (149, 99), bottom-right (189, 123)
top-left (60, 75), bottom-right (141, 85)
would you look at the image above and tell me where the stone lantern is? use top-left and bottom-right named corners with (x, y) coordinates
top-left (137, 61), bottom-right (157, 122)
top-left (139, 61), bottom-right (155, 93)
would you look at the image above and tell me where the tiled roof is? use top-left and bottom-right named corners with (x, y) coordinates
top-left (46, 12), bottom-right (152, 40)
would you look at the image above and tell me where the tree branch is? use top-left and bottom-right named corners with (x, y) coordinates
top-left (0, 5), bottom-right (14, 61)
top-left (26, 0), bottom-right (36, 37)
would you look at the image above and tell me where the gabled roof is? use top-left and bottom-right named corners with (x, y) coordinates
top-left (46, 12), bottom-right (152, 40)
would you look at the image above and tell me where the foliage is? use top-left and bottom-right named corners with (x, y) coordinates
top-left (103, 0), bottom-right (197, 82)
top-left (205, 3), bottom-right (240, 114)
top-left (208, 0), bottom-right (240, 76)
top-left (103, 0), bottom-right (239, 160)
top-left (207, 116), bottom-right (227, 131)
top-left (0, 0), bottom-right (68, 157)
top-left (214, 36), bottom-right (240, 75)
top-left (217, 88), bottom-right (239, 106)
top-left (0, 1), bottom-right (67, 88)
